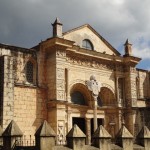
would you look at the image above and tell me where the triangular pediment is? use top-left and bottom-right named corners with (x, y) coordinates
top-left (63, 24), bottom-right (120, 56)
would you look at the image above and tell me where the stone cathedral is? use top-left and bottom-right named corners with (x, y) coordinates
top-left (0, 18), bottom-right (150, 144)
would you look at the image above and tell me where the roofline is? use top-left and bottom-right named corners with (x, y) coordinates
top-left (0, 43), bottom-right (36, 53)
top-left (136, 68), bottom-right (149, 72)
top-left (63, 24), bottom-right (121, 56)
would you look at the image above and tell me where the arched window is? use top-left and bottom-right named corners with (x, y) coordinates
top-left (82, 39), bottom-right (93, 50)
top-left (98, 87), bottom-right (116, 107)
top-left (71, 91), bottom-right (86, 105)
top-left (26, 61), bottom-right (35, 84)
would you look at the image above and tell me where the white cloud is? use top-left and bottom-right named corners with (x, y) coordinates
top-left (133, 47), bottom-right (150, 60)
top-left (0, 0), bottom-right (150, 68)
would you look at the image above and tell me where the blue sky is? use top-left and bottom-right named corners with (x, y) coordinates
top-left (0, 0), bottom-right (150, 70)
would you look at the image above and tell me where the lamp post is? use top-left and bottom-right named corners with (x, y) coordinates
top-left (86, 75), bottom-right (101, 131)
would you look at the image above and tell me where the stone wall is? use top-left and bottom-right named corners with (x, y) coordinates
top-left (13, 87), bottom-right (47, 141)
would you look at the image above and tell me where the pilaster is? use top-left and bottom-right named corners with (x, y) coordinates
top-left (56, 46), bottom-right (66, 101)
top-left (3, 56), bottom-right (14, 129)
top-left (124, 66), bottom-right (137, 107)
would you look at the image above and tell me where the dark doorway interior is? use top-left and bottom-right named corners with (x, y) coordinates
top-left (91, 118), bottom-right (104, 136)
top-left (72, 117), bottom-right (86, 134)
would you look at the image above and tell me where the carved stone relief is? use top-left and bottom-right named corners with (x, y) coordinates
top-left (57, 68), bottom-right (65, 100)
top-left (66, 55), bottom-right (116, 71)
top-left (57, 91), bottom-right (65, 100)
top-left (57, 80), bottom-right (65, 90)
top-left (58, 121), bottom-right (65, 145)
top-left (56, 50), bottom-right (66, 58)
top-left (57, 68), bottom-right (64, 79)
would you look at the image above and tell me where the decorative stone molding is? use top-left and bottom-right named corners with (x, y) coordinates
top-left (69, 79), bottom-right (86, 89)
top-left (66, 54), bottom-right (116, 71)
top-left (56, 49), bottom-right (66, 58)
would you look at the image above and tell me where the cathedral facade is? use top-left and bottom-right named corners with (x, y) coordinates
top-left (0, 18), bottom-right (150, 144)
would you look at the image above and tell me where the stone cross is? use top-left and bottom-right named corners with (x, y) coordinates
top-left (86, 75), bottom-right (101, 131)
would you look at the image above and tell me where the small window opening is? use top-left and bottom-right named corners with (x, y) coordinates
top-left (26, 61), bottom-right (34, 83)
top-left (82, 39), bottom-right (93, 50)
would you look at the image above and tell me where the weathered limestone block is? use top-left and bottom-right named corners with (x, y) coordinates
top-left (136, 126), bottom-right (150, 150)
top-left (66, 124), bottom-right (86, 150)
top-left (92, 125), bottom-right (111, 150)
top-left (116, 125), bottom-right (133, 150)
top-left (35, 120), bottom-right (56, 150)
top-left (2, 120), bottom-right (23, 150)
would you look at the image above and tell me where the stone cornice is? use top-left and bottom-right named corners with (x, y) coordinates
top-left (39, 37), bottom-right (74, 50)
top-left (66, 46), bottom-right (123, 64)
top-left (0, 43), bottom-right (35, 54)
top-left (123, 55), bottom-right (141, 66)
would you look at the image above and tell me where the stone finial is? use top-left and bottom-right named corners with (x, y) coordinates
top-left (2, 120), bottom-right (23, 136)
top-left (92, 125), bottom-right (111, 138)
top-left (124, 39), bottom-right (132, 57)
top-left (117, 125), bottom-right (133, 138)
top-left (66, 124), bottom-right (86, 150)
top-left (35, 120), bottom-right (56, 137)
top-left (66, 124), bottom-right (86, 138)
top-left (137, 126), bottom-right (150, 139)
top-left (2, 120), bottom-right (23, 150)
top-left (92, 125), bottom-right (111, 150)
top-left (136, 126), bottom-right (150, 149)
top-left (116, 125), bottom-right (133, 150)
top-left (35, 120), bottom-right (56, 150)
top-left (52, 17), bottom-right (63, 37)
top-left (53, 17), bottom-right (62, 25)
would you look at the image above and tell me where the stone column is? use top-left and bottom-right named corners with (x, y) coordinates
top-left (67, 109), bottom-right (72, 134)
top-left (94, 96), bottom-right (98, 131)
top-left (86, 75), bottom-right (101, 132)
top-left (65, 68), bottom-right (71, 102)
top-left (115, 77), bottom-right (119, 106)
top-left (85, 118), bottom-right (91, 145)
